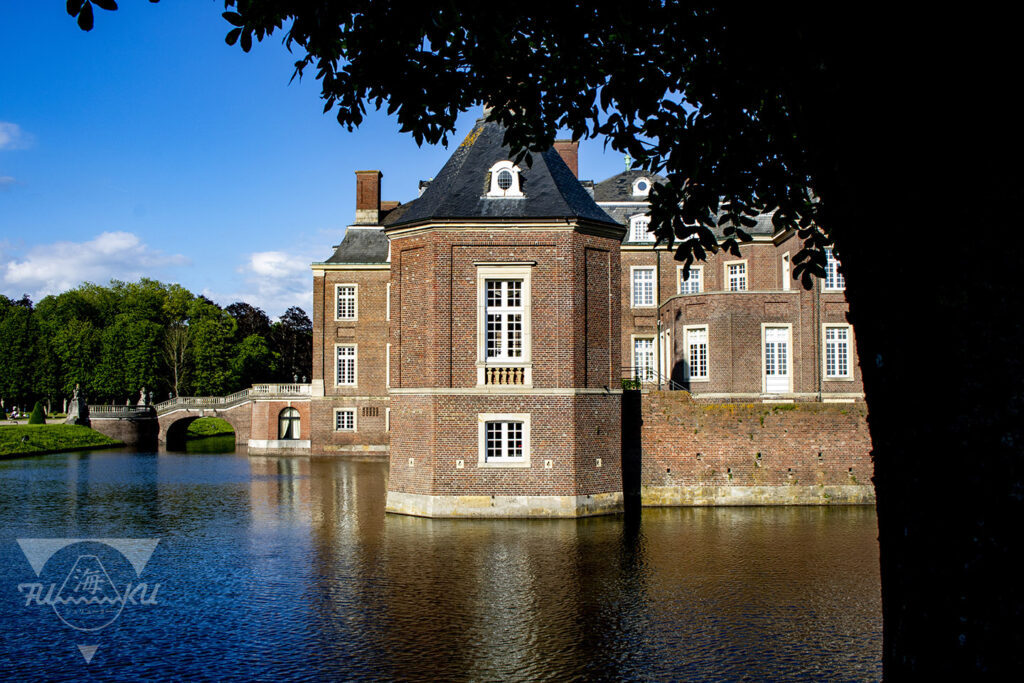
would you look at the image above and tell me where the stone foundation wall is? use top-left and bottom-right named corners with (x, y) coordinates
top-left (90, 417), bottom-right (159, 448)
top-left (638, 391), bottom-right (874, 505)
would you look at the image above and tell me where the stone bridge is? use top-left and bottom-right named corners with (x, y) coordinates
top-left (88, 383), bottom-right (312, 451)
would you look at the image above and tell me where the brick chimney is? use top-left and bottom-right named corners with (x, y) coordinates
top-left (354, 170), bottom-right (382, 225)
top-left (553, 140), bottom-right (579, 178)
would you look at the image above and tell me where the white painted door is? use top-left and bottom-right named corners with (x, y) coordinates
top-left (764, 327), bottom-right (790, 393)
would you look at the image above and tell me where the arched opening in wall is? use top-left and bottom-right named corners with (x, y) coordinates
top-left (278, 408), bottom-right (301, 440)
top-left (165, 416), bottom-right (236, 453)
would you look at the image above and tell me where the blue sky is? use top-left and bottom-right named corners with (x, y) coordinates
top-left (0, 3), bottom-right (631, 318)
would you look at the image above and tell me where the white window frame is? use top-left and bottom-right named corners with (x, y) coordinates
top-left (386, 282), bottom-right (391, 321)
top-left (761, 323), bottom-right (793, 394)
top-left (782, 252), bottom-right (791, 291)
top-left (630, 266), bottom-right (656, 308)
top-left (476, 264), bottom-right (533, 386)
top-left (385, 343), bottom-right (391, 388)
top-left (486, 160), bottom-right (524, 198)
top-left (724, 260), bottom-right (748, 292)
top-left (631, 335), bottom-right (657, 383)
top-left (824, 247), bottom-right (846, 291)
top-left (477, 413), bottom-right (531, 468)
top-left (632, 177), bottom-right (652, 197)
top-left (629, 214), bottom-right (655, 242)
top-left (335, 344), bottom-right (357, 387)
top-left (385, 407), bottom-right (390, 432)
top-left (822, 324), bottom-right (854, 381)
top-left (677, 265), bottom-right (703, 295)
top-left (335, 283), bottom-right (358, 321)
top-left (334, 408), bottom-right (357, 432)
top-left (683, 325), bottom-right (709, 382)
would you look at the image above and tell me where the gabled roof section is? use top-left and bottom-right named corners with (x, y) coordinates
top-left (322, 227), bottom-right (389, 264)
top-left (389, 118), bottom-right (619, 228)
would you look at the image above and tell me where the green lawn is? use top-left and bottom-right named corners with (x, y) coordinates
top-left (0, 424), bottom-right (123, 457)
top-left (186, 417), bottom-right (235, 439)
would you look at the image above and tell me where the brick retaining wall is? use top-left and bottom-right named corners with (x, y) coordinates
top-left (637, 391), bottom-right (874, 505)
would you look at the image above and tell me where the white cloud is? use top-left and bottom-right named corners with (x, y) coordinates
top-left (204, 250), bottom-right (314, 319)
top-left (0, 122), bottom-right (32, 150)
top-left (0, 176), bottom-right (14, 187)
top-left (2, 231), bottom-right (189, 298)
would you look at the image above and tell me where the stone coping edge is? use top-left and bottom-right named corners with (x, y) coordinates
top-left (385, 491), bottom-right (624, 518)
top-left (641, 484), bottom-right (876, 506)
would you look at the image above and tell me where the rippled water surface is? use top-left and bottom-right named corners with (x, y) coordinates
top-left (0, 444), bottom-right (881, 681)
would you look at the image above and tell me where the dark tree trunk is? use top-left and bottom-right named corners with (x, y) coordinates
top-left (824, 14), bottom-right (1024, 675)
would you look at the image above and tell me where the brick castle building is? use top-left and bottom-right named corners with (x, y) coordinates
top-left (304, 114), bottom-right (870, 517)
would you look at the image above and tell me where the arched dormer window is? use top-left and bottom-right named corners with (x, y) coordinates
top-left (279, 407), bottom-right (301, 440)
top-left (632, 177), bottom-right (652, 197)
top-left (487, 161), bottom-right (524, 198)
top-left (629, 214), bottom-right (655, 242)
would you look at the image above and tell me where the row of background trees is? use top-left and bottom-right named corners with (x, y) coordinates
top-left (0, 279), bottom-right (312, 411)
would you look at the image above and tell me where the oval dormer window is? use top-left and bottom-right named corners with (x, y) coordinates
top-left (487, 161), bottom-right (524, 198)
top-left (632, 177), bottom-right (651, 197)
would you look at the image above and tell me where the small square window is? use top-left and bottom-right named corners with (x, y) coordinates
top-left (629, 215), bottom-right (654, 242)
top-left (678, 266), bottom-right (702, 294)
top-left (727, 262), bottom-right (747, 291)
top-left (478, 413), bottom-right (531, 467)
top-left (335, 409), bottom-right (356, 432)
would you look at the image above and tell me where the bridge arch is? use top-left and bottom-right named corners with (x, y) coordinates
top-left (158, 406), bottom-right (252, 450)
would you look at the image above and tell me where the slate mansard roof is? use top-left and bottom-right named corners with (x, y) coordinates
top-left (321, 227), bottom-right (390, 264)
top-left (592, 169), bottom-right (776, 243)
top-left (389, 118), bottom-right (620, 228)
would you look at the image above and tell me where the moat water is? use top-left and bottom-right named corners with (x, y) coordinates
top-left (0, 438), bottom-right (882, 681)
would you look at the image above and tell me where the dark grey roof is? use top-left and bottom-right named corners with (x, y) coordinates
top-left (603, 205), bottom-right (650, 230)
top-left (593, 170), bottom-right (668, 202)
top-left (381, 201), bottom-right (416, 226)
top-left (389, 118), bottom-right (619, 228)
top-left (618, 208), bottom-right (778, 245)
top-left (322, 227), bottom-right (389, 264)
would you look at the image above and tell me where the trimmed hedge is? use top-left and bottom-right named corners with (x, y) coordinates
top-left (28, 401), bottom-right (46, 425)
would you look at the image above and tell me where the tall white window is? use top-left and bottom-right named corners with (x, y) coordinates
top-left (336, 285), bottom-right (357, 320)
top-left (477, 265), bottom-right (532, 386)
top-left (485, 279), bottom-right (524, 361)
top-left (825, 248), bottom-right (845, 290)
top-left (386, 283), bottom-right (391, 321)
top-left (629, 215), bottom-right (654, 242)
top-left (334, 409), bottom-right (356, 431)
top-left (678, 266), bottom-right (703, 294)
top-left (824, 325), bottom-right (852, 379)
top-left (727, 262), bottom-right (747, 291)
top-left (631, 267), bottom-right (656, 307)
top-left (685, 326), bottom-right (708, 381)
top-left (764, 326), bottom-right (791, 393)
top-left (633, 337), bottom-right (656, 382)
top-left (336, 345), bottom-right (357, 386)
top-left (782, 252), bottom-right (791, 291)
